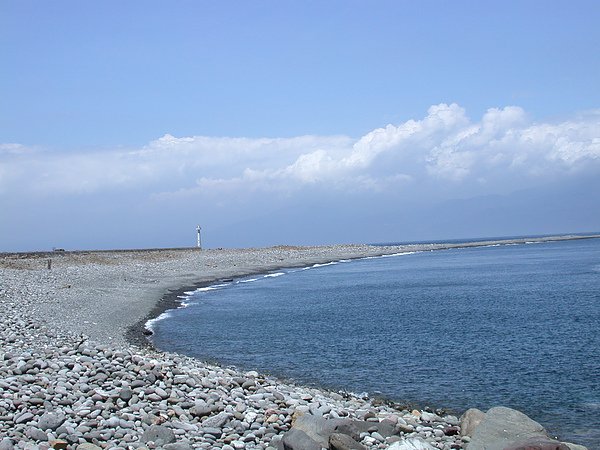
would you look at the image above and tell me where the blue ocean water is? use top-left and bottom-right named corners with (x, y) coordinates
top-left (151, 238), bottom-right (600, 447)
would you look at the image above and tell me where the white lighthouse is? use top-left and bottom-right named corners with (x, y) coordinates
top-left (196, 225), bottom-right (202, 250)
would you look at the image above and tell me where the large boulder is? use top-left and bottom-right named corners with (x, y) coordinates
top-left (466, 407), bottom-right (567, 450)
top-left (290, 414), bottom-right (350, 447)
top-left (503, 437), bottom-right (570, 449)
top-left (281, 413), bottom-right (400, 449)
top-left (562, 444), bottom-right (588, 450)
top-left (460, 408), bottom-right (486, 437)
top-left (332, 418), bottom-right (397, 441)
top-left (280, 428), bottom-right (321, 450)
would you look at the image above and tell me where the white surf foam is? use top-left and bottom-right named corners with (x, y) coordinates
top-left (264, 272), bottom-right (285, 278)
top-left (380, 251), bottom-right (417, 257)
top-left (145, 311), bottom-right (172, 332)
top-left (146, 281), bottom-right (232, 334)
top-left (195, 286), bottom-right (219, 292)
top-left (311, 262), bottom-right (338, 268)
top-left (238, 278), bottom-right (259, 284)
top-left (363, 251), bottom-right (417, 260)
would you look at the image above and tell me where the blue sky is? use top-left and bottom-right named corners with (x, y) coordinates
top-left (1, 1), bottom-right (599, 250)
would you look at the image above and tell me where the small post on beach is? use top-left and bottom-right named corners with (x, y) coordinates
top-left (196, 225), bottom-right (202, 250)
top-left (47, 259), bottom-right (51, 270)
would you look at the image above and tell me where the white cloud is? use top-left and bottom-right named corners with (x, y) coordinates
top-left (1, 104), bottom-right (599, 200)
top-left (0, 143), bottom-right (32, 155)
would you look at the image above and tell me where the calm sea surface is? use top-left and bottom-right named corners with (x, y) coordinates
top-left (151, 238), bottom-right (600, 447)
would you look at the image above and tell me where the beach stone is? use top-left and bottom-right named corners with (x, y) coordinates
top-left (119, 388), bottom-right (133, 402)
top-left (371, 431), bottom-right (385, 442)
top-left (388, 437), bottom-right (437, 449)
top-left (420, 411), bottom-right (442, 423)
top-left (104, 417), bottom-right (120, 428)
top-left (387, 436), bottom-right (402, 445)
top-left (76, 445), bottom-right (103, 450)
top-left (202, 412), bottom-right (230, 428)
top-left (281, 428), bottom-right (321, 450)
top-left (467, 406), bottom-right (551, 450)
top-left (154, 387), bottom-right (169, 399)
top-left (141, 425), bottom-right (176, 445)
top-left (15, 412), bottom-right (35, 424)
top-left (189, 405), bottom-right (213, 417)
top-left (202, 427), bottom-right (223, 437)
top-left (49, 440), bottom-right (68, 450)
top-left (460, 408), bottom-right (486, 437)
top-left (26, 427), bottom-right (48, 442)
top-left (0, 439), bottom-right (13, 450)
top-left (235, 403), bottom-right (247, 413)
top-left (329, 432), bottom-right (366, 450)
top-left (397, 424), bottom-right (415, 434)
top-left (242, 380), bottom-right (256, 389)
top-left (38, 412), bottom-right (66, 432)
top-left (163, 443), bottom-right (193, 450)
top-left (172, 420), bottom-right (197, 432)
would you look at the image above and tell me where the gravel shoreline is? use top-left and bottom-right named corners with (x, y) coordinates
top-left (1, 237), bottom-right (595, 450)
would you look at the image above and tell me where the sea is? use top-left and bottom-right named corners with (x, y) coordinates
top-left (150, 236), bottom-right (600, 448)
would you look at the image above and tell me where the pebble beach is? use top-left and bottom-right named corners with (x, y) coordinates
top-left (1, 238), bottom-right (595, 450)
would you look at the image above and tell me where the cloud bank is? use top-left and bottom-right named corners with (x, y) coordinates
top-left (2, 103), bottom-right (598, 199)
top-left (1, 104), bottom-right (599, 250)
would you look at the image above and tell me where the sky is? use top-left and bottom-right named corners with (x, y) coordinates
top-left (1, 1), bottom-right (599, 251)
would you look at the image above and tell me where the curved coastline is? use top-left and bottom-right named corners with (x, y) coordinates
top-left (1, 235), bottom-right (598, 449)
top-left (130, 233), bottom-right (600, 353)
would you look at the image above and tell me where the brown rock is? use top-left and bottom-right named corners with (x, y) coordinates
top-left (444, 426), bottom-right (460, 436)
top-left (49, 440), bottom-right (68, 450)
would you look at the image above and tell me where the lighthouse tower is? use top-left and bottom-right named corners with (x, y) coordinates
top-left (196, 225), bottom-right (202, 250)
